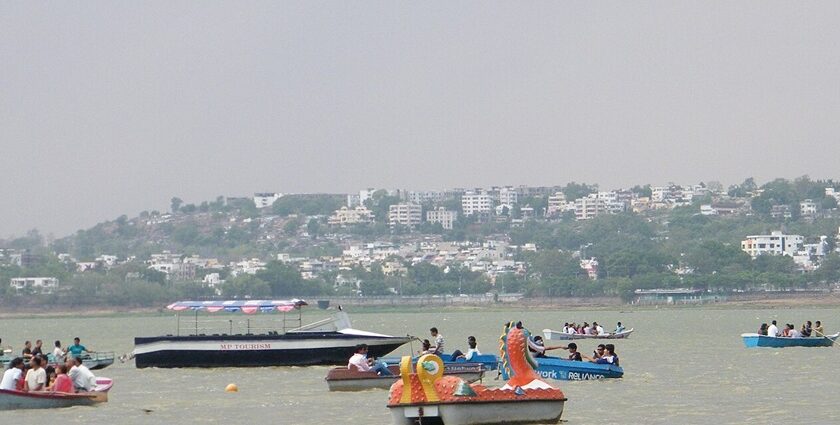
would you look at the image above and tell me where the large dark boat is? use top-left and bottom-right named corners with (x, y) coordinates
top-left (130, 300), bottom-right (412, 368)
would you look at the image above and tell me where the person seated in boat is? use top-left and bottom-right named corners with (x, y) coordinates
top-left (53, 340), bottom-right (65, 360)
top-left (593, 322), bottom-right (605, 336)
top-left (615, 322), bottom-right (625, 334)
top-left (453, 336), bottom-right (481, 361)
top-left (562, 323), bottom-right (570, 334)
top-left (66, 337), bottom-right (92, 359)
top-left (583, 344), bottom-right (619, 366)
top-left (429, 328), bottom-right (444, 355)
top-left (45, 366), bottom-right (56, 390)
top-left (767, 320), bottom-right (779, 337)
top-left (48, 364), bottom-right (73, 393)
top-left (418, 339), bottom-right (432, 355)
top-left (528, 335), bottom-right (565, 358)
top-left (758, 323), bottom-right (768, 336)
top-left (802, 321), bottom-right (812, 337)
top-left (67, 356), bottom-right (97, 392)
top-left (563, 342), bottom-right (582, 361)
top-left (1, 357), bottom-right (26, 391)
top-left (582, 322), bottom-right (591, 335)
top-left (592, 344), bottom-right (606, 360)
top-left (786, 324), bottom-right (802, 338)
top-left (24, 356), bottom-right (46, 392)
top-left (21, 340), bottom-right (33, 360)
top-left (347, 344), bottom-right (392, 376)
top-left (31, 340), bottom-right (44, 358)
top-left (814, 321), bottom-right (825, 337)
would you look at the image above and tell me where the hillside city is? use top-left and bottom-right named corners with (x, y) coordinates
top-left (3, 176), bottom-right (840, 307)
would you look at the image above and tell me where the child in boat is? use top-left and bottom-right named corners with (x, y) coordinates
top-left (49, 364), bottom-right (73, 393)
top-left (418, 339), bottom-right (432, 355)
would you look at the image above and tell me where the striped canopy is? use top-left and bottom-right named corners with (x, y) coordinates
top-left (166, 299), bottom-right (307, 314)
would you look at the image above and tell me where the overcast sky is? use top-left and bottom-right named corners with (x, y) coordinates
top-left (2, 1), bottom-right (840, 238)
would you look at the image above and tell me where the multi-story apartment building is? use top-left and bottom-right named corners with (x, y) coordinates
top-left (328, 206), bottom-right (375, 226)
top-left (388, 203), bottom-right (423, 228)
top-left (426, 207), bottom-right (458, 230)
top-left (574, 195), bottom-right (609, 220)
top-left (741, 231), bottom-right (804, 258)
top-left (499, 187), bottom-right (518, 206)
top-left (462, 192), bottom-right (492, 216)
top-left (800, 199), bottom-right (818, 219)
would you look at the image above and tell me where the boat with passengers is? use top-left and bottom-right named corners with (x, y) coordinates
top-left (742, 332), bottom-right (839, 348)
top-left (0, 378), bottom-right (113, 410)
top-left (127, 300), bottom-right (412, 368)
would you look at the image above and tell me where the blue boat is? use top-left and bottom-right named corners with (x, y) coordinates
top-left (533, 356), bottom-right (624, 381)
top-left (498, 355), bottom-right (623, 381)
top-left (741, 333), bottom-right (839, 348)
top-left (379, 353), bottom-right (500, 371)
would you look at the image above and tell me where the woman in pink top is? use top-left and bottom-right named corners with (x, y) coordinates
top-left (51, 364), bottom-right (73, 393)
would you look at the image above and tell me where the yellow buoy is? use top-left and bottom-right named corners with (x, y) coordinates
top-left (225, 383), bottom-right (238, 393)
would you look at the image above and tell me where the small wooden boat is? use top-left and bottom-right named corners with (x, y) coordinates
top-left (0, 378), bottom-right (113, 410)
top-left (741, 333), bottom-right (839, 348)
top-left (543, 328), bottom-right (634, 341)
top-left (326, 363), bottom-right (485, 391)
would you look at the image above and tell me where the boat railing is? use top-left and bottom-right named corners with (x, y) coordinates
top-left (174, 315), bottom-right (305, 336)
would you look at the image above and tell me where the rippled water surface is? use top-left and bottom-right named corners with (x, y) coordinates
top-left (1, 306), bottom-right (839, 424)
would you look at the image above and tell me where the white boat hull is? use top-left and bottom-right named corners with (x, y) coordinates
top-left (543, 328), bottom-right (633, 341)
top-left (389, 400), bottom-right (565, 425)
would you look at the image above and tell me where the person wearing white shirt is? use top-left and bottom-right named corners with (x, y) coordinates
top-left (430, 328), bottom-right (445, 354)
top-left (767, 321), bottom-right (779, 337)
top-left (67, 357), bottom-right (97, 391)
top-left (52, 340), bottom-right (65, 360)
top-left (347, 344), bottom-right (391, 376)
top-left (594, 322), bottom-right (605, 336)
top-left (0, 357), bottom-right (25, 390)
top-left (24, 357), bottom-right (47, 392)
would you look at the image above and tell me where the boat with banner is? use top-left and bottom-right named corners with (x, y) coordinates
top-left (129, 300), bottom-right (412, 368)
top-left (326, 362), bottom-right (486, 391)
top-left (532, 357), bottom-right (623, 381)
top-left (741, 333), bottom-right (839, 348)
top-left (0, 378), bottom-right (113, 410)
top-left (543, 328), bottom-right (634, 341)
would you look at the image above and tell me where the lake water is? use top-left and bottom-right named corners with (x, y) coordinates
top-left (1, 306), bottom-right (839, 424)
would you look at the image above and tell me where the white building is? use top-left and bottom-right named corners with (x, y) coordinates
top-left (10, 277), bottom-right (59, 294)
top-left (426, 207), bottom-right (458, 230)
top-left (800, 199), bottom-right (818, 218)
top-left (499, 187), bottom-right (518, 206)
top-left (741, 231), bottom-right (804, 258)
top-left (462, 192), bottom-right (492, 216)
top-left (405, 191), bottom-right (447, 205)
top-left (253, 192), bottom-right (283, 209)
top-left (328, 206), bottom-right (375, 226)
top-left (546, 192), bottom-right (568, 217)
top-left (574, 195), bottom-right (608, 220)
top-left (700, 204), bottom-right (719, 216)
top-left (388, 203), bottom-right (423, 228)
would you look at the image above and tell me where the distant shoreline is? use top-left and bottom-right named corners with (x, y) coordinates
top-left (1, 292), bottom-right (839, 319)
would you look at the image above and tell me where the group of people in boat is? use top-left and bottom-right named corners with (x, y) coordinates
top-left (530, 332), bottom-right (620, 365)
top-left (560, 321), bottom-right (625, 336)
top-left (758, 320), bottom-right (826, 338)
top-left (0, 337), bottom-right (99, 393)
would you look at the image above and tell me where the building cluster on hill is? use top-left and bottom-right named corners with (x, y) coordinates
top-left (5, 177), bottom-right (840, 300)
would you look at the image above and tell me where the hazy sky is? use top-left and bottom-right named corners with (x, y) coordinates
top-left (2, 2), bottom-right (840, 238)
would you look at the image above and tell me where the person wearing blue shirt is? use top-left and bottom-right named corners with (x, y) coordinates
top-left (66, 337), bottom-right (92, 358)
top-left (615, 322), bottom-right (625, 334)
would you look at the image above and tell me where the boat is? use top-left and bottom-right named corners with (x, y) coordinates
top-left (741, 333), bottom-right (839, 348)
top-left (0, 378), bottom-right (113, 410)
top-left (325, 362), bottom-right (486, 391)
top-left (533, 356), bottom-right (623, 381)
top-left (1, 352), bottom-right (115, 371)
top-left (543, 328), bottom-right (634, 341)
top-left (130, 300), bottom-right (412, 368)
top-left (379, 353), bottom-right (500, 371)
top-left (387, 321), bottom-right (566, 425)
